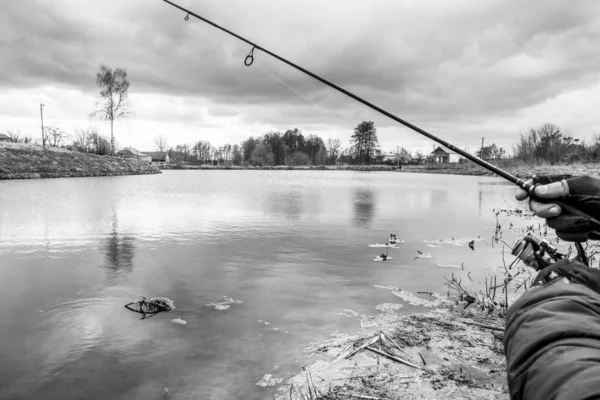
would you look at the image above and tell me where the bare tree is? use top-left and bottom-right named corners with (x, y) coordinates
top-left (44, 126), bottom-right (68, 147)
top-left (155, 134), bottom-right (168, 152)
top-left (326, 137), bottom-right (341, 164)
top-left (91, 64), bottom-right (133, 155)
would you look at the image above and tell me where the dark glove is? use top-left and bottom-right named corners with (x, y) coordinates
top-left (516, 175), bottom-right (600, 241)
top-left (532, 258), bottom-right (600, 295)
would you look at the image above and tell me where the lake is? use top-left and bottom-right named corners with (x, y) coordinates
top-left (0, 170), bottom-right (524, 399)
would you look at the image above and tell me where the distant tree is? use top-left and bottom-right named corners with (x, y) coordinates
top-left (44, 126), bottom-right (68, 147)
top-left (250, 143), bottom-right (275, 166)
top-left (414, 150), bottom-right (424, 164)
top-left (304, 134), bottom-right (326, 165)
top-left (263, 132), bottom-right (288, 165)
top-left (91, 64), bottom-right (133, 155)
top-left (477, 143), bottom-right (506, 160)
top-left (6, 130), bottom-right (20, 143)
top-left (282, 129), bottom-right (305, 153)
top-left (242, 136), bottom-right (259, 162)
top-left (154, 134), bottom-right (168, 152)
top-left (326, 138), bottom-right (341, 164)
top-left (232, 144), bottom-right (243, 165)
top-left (351, 121), bottom-right (379, 164)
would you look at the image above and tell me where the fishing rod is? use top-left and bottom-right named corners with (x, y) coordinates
top-left (161, 0), bottom-right (600, 250)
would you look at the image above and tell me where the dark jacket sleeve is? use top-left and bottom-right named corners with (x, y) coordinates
top-left (504, 279), bottom-right (600, 400)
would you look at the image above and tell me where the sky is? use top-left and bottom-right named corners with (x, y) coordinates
top-left (1, 0), bottom-right (600, 155)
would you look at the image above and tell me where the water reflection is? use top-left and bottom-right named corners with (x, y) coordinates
top-left (102, 209), bottom-right (135, 283)
top-left (268, 190), bottom-right (303, 220)
top-left (352, 187), bottom-right (376, 229)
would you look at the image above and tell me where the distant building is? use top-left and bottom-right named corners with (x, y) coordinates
top-left (117, 147), bottom-right (152, 163)
top-left (142, 151), bottom-right (170, 165)
top-left (381, 152), bottom-right (413, 165)
top-left (431, 146), bottom-right (462, 164)
top-left (0, 133), bottom-right (11, 142)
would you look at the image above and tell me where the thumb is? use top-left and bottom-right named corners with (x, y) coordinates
top-left (534, 180), bottom-right (568, 199)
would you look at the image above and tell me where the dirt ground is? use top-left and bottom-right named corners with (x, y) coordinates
top-left (273, 297), bottom-right (508, 400)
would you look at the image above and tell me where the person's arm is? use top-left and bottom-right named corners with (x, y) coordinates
top-left (506, 175), bottom-right (600, 400)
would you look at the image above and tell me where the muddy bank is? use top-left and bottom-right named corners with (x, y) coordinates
top-left (400, 163), bottom-right (600, 179)
top-left (0, 143), bottom-right (160, 180)
top-left (272, 298), bottom-right (508, 400)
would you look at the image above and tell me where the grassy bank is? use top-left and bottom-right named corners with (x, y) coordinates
top-left (0, 142), bottom-right (160, 180)
top-left (401, 160), bottom-right (600, 179)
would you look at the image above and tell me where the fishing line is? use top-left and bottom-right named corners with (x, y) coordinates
top-left (256, 63), bottom-right (328, 112)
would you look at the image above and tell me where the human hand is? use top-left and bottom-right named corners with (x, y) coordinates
top-left (515, 175), bottom-right (600, 241)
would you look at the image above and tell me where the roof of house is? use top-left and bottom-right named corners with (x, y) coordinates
top-left (118, 147), bottom-right (150, 157)
top-left (142, 151), bottom-right (168, 161)
top-left (432, 145), bottom-right (459, 155)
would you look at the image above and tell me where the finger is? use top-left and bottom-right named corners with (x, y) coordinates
top-left (529, 199), bottom-right (561, 218)
top-left (515, 179), bottom-right (533, 201)
top-left (534, 181), bottom-right (568, 199)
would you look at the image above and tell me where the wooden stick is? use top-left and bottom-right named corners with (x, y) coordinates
top-left (419, 352), bottom-right (427, 366)
top-left (366, 346), bottom-right (421, 369)
top-left (345, 336), bottom-right (380, 360)
top-left (459, 320), bottom-right (504, 332)
top-left (351, 395), bottom-right (380, 400)
top-left (382, 333), bottom-right (409, 356)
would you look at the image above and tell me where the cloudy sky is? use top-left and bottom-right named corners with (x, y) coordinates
top-left (1, 0), bottom-right (600, 154)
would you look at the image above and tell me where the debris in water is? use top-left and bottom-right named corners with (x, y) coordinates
top-left (258, 320), bottom-right (271, 325)
top-left (423, 237), bottom-right (484, 247)
top-left (376, 303), bottom-right (404, 313)
top-left (414, 250), bottom-right (432, 260)
top-left (427, 244), bottom-right (440, 248)
top-left (337, 309), bottom-right (360, 317)
top-left (374, 285), bottom-right (400, 291)
top-left (368, 243), bottom-right (400, 248)
top-left (468, 240), bottom-right (475, 250)
top-left (373, 255), bottom-right (393, 262)
top-left (206, 296), bottom-right (243, 311)
top-left (437, 264), bottom-right (461, 269)
top-left (170, 318), bottom-right (186, 325)
top-left (124, 296), bottom-right (175, 319)
top-left (256, 374), bottom-right (283, 387)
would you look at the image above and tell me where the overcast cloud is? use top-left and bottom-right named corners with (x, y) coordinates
top-left (1, 0), bottom-right (599, 153)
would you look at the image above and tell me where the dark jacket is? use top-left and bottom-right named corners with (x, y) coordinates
top-left (504, 278), bottom-right (600, 400)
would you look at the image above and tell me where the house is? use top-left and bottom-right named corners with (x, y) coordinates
top-left (0, 133), bottom-right (11, 142)
top-left (142, 151), bottom-right (170, 165)
top-left (117, 147), bottom-right (152, 163)
top-left (431, 146), bottom-right (462, 164)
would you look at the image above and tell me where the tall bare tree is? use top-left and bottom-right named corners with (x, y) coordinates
top-left (91, 64), bottom-right (133, 155)
top-left (326, 137), bottom-right (341, 164)
top-left (44, 126), bottom-right (68, 147)
top-left (155, 134), bottom-right (168, 152)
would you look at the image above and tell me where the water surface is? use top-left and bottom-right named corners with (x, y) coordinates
top-left (0, 170), bottom-right (522, 399)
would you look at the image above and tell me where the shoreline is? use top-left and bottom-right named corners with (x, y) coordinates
top-left (269, 295), bottom-right (508, 399)
top-left (160, 162), bottom-right (599, 179)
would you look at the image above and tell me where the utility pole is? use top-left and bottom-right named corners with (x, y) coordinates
top-left (431, 144), bottom-right (435, 167)
top-left (480, 137), bottom-right (485, 159)
top-left (40, 104), bottom-right (45, 148)
top-left (397, 145), bottom-right (400, 169)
